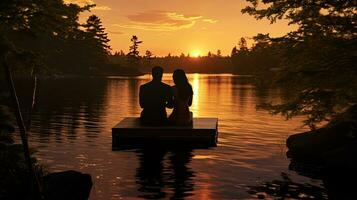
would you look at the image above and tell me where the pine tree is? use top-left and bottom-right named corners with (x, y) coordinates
top-left (144, 50), bottom-right (153, 59)
top-left (84, 15), bottom-right (111, 56)
top-left (231, 47), bottom-right (238, 57)
top-left (128, 35), bottom-right (142, 58)
top-left (216, 49), bottom-right (222, 57)
top-left (238, 38), bottom-right (248, 52)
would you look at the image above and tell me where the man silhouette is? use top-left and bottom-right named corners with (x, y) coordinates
top-left (139, 66), bottom-right (173, 125)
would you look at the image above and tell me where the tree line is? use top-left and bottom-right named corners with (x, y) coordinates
top-left (110, 38), bottom-right (232, 73)
top-left (110, 35), bottom-right (279, 74)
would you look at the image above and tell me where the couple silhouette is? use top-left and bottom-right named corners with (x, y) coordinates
top-left (139, 66), bottom-right (193, 126)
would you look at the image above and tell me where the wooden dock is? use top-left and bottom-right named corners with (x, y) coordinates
top-left (112, 117), bottom-right (218, 148)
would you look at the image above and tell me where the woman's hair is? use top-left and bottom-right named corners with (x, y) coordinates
top-left (173, 69), bottom-right (193, 100)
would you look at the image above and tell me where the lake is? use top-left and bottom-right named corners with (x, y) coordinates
top-left (21, 74), bottom-right (326, 199)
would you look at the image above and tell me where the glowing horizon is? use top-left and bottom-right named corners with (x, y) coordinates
top-left (66, 0), bottom-right (295, 56)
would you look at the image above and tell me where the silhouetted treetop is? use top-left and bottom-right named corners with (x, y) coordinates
top-left (0, 0), bottom-right (111, 75)
top-left (242, 0), bottom-right (356, 38)
top-left (238, 38), bottom-right (248, 51)
top-left (243, 0), bottom-right (357, 128)
top-left (84, 14), bottom-right (111, 54)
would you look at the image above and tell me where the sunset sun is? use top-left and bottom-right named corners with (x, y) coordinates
top-left (191, 50), bottom-right (201, 58)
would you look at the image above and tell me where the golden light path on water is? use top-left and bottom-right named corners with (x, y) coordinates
top-left (22, 74), bottom-right (324, 200)
top-left (191, 73), bottom-right (200, 115)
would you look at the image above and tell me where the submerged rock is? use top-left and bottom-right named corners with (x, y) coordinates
top-left (43, 170), bottom-right (92, 200)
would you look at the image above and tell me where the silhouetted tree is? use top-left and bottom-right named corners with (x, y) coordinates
top-left (84, 15), bottom-right (111, 55)
top-left (243, 0), bottom-right (357, 128)
top-left (216, 50), bottom-right (222, 57)
top-left (238, 37), bottom-right (248, 52)
top-left (127, 35), bottom-right (142, 67)
top-left (81, 14), bottom-right (111, 72)
top-left (231, 47), bottom-right (238, 57)
top-left (0, 3), bottom-right (114, 198)
top-left (143, 50), bottom-right (153, 68)
top-left (128, 35), bottom-right (142, 58)
top-left (0, 0), bottom-right (100, 198)
top-left (145, 50), bottom-right (153, 59)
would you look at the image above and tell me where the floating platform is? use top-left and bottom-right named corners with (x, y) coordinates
top-left (112, 117), bottom-right (218, 149)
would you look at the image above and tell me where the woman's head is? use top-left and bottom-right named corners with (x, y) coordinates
top-left (173, 69), bottom-right (188, 85)
top-left (173, 69), bottom-right (193, 100)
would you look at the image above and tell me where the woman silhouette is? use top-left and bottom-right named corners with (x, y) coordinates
top-left (169, 69), bottom-right (193, 126)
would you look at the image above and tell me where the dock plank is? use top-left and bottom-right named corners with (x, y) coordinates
top-left (112, 117), bottom-right (218, 148)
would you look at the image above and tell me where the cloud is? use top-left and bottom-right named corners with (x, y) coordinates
top-left (108, 30), bottom-right (124, 35)
top-left (63, 0), bottom-right (94, 6)
top-left (64, 0), bottom-right (111, 11)
top-left (202, 18), bottom-right (218, 24)
top-left (92, 6), bottom-right (111, 11)
top-left (114, 10), bottom-right (217, 31)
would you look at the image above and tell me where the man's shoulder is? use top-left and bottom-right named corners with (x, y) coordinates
top-left (140, 81), bottom-right (171, 90)
top-left (140, 82), bottom-right (152, 89)
top-left (161, 82), bottom-right (171, 88)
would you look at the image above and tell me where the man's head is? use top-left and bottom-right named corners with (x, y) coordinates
top-left (152, 66), bottom-right (163, 81)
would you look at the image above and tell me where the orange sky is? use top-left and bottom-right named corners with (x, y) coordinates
top-left (66, 0), bottom-right (295, 56)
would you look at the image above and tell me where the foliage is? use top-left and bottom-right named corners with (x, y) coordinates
top-left (127, 35), bottom-right (143, 67)
top-left (82, 14), bottom-right (111, 71)
top-left (0, 1), bottom-right (110, 198)
top-left (216, 49), bottom-right (222, 57)
top-left (144, 50), bottom-right (153, 59)
top-left (242, 0), bottom-right (357, 129)
top-left (231, 35), bottom-right (281, 76)
top-left (0, 0), bottom-right (111, 75)
top-left (0, 102), bottom-right (44, 199)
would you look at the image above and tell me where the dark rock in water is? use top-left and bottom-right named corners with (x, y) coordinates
top-left (286, 105), bottom-right (357, 165)
top-left (322, 167), bottom-right (357, 199)
top-left (288, 157), bottom-right (357, 199)
top-left (322, 141), bottom-right (357, 169)
top-left (288, 158), bottom-right (325, 179)
top-left (43, 170), bottom-right (92, 200)
top-left (287, 108), bottom-right (357, 200)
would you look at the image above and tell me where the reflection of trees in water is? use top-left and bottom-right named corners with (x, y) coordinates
top-left (16, 78), bottom-right (107, 142)
top-left (128, 78), bottom-right (140, 113)
top-left (135, 147), bottom-right (195, 199)
top-left (254, 86), bottom-right (270, 106)
top-left (247, 172), bottom-right (328, 199)
top-left (231, 77), bottom-right (253, 111)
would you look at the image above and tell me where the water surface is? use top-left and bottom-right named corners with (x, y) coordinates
top-left (23, 74), bottom-right (326, 199)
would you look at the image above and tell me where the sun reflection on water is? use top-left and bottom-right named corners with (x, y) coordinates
top-left (191, 73), bottom-right (200, 116)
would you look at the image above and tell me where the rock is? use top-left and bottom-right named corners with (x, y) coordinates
top-left (322, 141), bottom-right (357, 169)
top-left (286, 105), bottom-right (357, 161)
top-left (43, 170), bottom-right (92, 200)
top-left (322, 167), bottom-right (357, 199)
